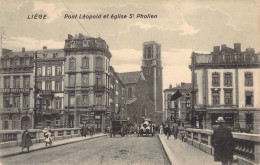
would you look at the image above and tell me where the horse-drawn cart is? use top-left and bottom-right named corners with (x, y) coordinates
top-left (109, 120), bottom-right (129, 137)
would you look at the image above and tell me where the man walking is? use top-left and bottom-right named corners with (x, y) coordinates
top-left (211, 117), bottom-right (235, 165)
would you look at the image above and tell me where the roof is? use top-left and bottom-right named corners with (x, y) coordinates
top-left (117, 71), bottom-right (142, 84)
top-left (164, 83), bottom-right (192, 92)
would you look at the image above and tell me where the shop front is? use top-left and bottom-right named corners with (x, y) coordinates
top-left (207, 109), bottom-right (238, 129)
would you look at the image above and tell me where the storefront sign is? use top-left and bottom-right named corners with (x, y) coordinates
top-left (0, 88), bottom-right (30, 93)
top-left (37, 76), bottom-right (63, 81)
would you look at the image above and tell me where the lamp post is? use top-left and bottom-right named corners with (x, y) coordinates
top-left (33, 51), bottom-right (38, 128)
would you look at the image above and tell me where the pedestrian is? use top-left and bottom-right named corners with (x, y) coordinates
top-left (211, 117), bottom-right (235, 165)
top-left (43, 128), bottom-right (52, 147)
top-left (164, 124), bottom-right (171, 140)
top-left (173, 124), bottom-right (179, 139)
top-left (159, 124), bottom-right (163, 134)
top-left (180, 128), bottom-right (186, 142)
top-left (20, 129), bottom-right (33, 152)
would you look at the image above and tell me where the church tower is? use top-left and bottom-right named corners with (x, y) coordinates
top-left (141, 41), bottom-right (163, 123)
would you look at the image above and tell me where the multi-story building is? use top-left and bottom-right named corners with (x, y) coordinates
top-left (35, 47), bottom-right (65, 128)
top-left (163, 83), bottom-right (192, 126)
top-left (109, 66), bottom-right (126, 120)
top-left (0, 48), bottom-right (35, 130)
top-left (191, 43), bottom-right (260, 132)
top-left (63, 34), bottom-right (112, 132)
top-left (117, 41), bottom-right (163, 125)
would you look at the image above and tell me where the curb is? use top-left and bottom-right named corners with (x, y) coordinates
top-left (0, 134), bottom-right (107, 158)
top-left (158, 134), bottom-right (177, 165)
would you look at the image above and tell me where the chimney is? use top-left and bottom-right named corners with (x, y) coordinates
top-left (68, 34), bottom-right (73, 40)
top-left (22, 47), bottom-right (25, 53)
top-left (43, 46), bottom-right (47, 50)
top-left (169, 84), bottom-right (172, 89)
top-left (221, 44), bottom-right (226, 50)
top-left (213, 46), bottom-right (220, 53)
top-left (79, 33), bottom-right (84, 38)
top-left (234, 43), bottom-right (241, 53)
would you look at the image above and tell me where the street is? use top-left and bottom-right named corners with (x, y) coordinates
top-left (0, 135), bottom-right (171, 165)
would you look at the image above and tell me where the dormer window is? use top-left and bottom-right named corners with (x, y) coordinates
top-left (83, 40), bottom-right (89, 47)
top-left (43, 53), bottom-right (47, 58)
top-left (53, 53), bottom-right (58, 58)
top-left (71, 41), bottom-right (76, 48)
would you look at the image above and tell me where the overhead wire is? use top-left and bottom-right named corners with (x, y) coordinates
top-left (61, 0), bottom-right (91, 37)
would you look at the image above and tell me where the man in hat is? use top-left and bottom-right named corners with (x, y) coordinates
top-left (211, 117), bottom-right (235, 165)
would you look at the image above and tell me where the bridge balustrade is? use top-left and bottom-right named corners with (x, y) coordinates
top-left (184, 128), bottom-right (260, 165)
top-left (0, 128), bottom-right (81, 149)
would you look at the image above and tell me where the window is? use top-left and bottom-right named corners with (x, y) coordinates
top-left (245, 91), bottom-right (253, 106)
top-left (76, 96), bottom-right (81, 106)
top-left (96, 74), bottom-right (102, 86)
top-left (225, 54), bottom-right (230, 63)
top-left (224, 90), bottom-right (232, 105)
top-left (245, 113), bottom-right (253, 129)
top-left (3, 96), bottom-right (10, 108)
top-left (128, 88), bottom-right (133, 98)
top-left (69, 75), bottom-right (76, 86)
top-left (56, 66), bottom-right (62, 75)
top-left (224, 72), bottom-right (232, 86)
top-left (146, 47), bottom-right (152, 58)
top-left (245, 72), bottom-right (253, 86)
top-left (55, 81), bottom-right (62, 91)
top-left (82, 57), bottom-right (89, 68)
top-left (25, 58), bottom-right (30, 66)
top-left (15, 59), bottom-right (20, 65)
top-left (82, 95), bottom-right (89, 106)
top-left (82, 74), bottom-right (89, 86)
top-left (69, 95), bottom-right (75, 106)
top-left (4, 77), bottom-right (10, 88)
top-left (13, 96), bottom-right (20, 108)
top-left (37, 67), bottom-right (42, 76)
top-left (45, 81), bottom-right (52, 90)
top-left (245, 54), bottom-right (252, 62)
top-left (96, 95), bottom-right (102, 105)
top-left (37, 81), bottom-right (42, 90)
top-left (55, 98), bottom-right (62, 109)
top-left (3, 120), bottom-right (8, 130)
top-left (212, 90), bottom-right (220, 105)
top-left (186, 99), bottom-right (191, 108)
top-left (46, 66), bottom-right (52, 76)
top-left (212, 72), bottom-right (220, 86)
top-left (69, 58), bottom-right (76, 70)
top-left (23, 95), bottom-right (30, 108)
top-left (147, 69), bottom-right (150, 75)
top-left (96, 57), bottom-right (102, 69)
top-left (24, 77), bottom-right (30, 88)
top-left (238, 53), bottom-right (244, 62)
top-left (13, 77), bottom-right (20, 88)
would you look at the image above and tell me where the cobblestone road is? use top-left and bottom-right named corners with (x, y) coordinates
top-left (0, 135), bottom-right (170, 165)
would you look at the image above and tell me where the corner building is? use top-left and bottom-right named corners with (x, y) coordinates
top-left (191, 43), bottom-right (260, 132)
top-left (64, 34), bottom-right (111, 131)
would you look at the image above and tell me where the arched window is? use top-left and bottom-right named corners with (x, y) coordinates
top-left (128, 88), bottom-right (133, 98)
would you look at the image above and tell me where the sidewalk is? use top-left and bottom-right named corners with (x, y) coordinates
top-left (0, 133), bottom-right (106, 158)
top-left (158, 134), bottom-right (221, 165)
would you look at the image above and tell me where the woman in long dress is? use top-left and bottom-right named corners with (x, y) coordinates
top-left (43, 128), bottom-right (52, 146)
top-left (20, 129), bottom-right (33, 152)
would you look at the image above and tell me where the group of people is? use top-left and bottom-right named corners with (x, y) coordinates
top-left (80, 124), bottom-right (95, 137)
top-left (160, 117), bottom-right (235, 165)
top-left (20, 127), bottom-right (53, 152)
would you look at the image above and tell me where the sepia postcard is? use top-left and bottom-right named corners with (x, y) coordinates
top-left (0, 0), bottom-right (259, 165)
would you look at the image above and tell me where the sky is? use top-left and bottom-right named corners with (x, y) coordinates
top-left (0, 0), bottom-right (259, 90)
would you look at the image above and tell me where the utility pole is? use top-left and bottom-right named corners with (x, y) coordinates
top-left (191, 52), bottom-right (195, 128)
top-left (34, 51), bottom-right (38, 128)
top-left (0, 27), bottom-right (7, 57)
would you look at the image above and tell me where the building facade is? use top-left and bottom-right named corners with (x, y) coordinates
top-left (63, 34), bottom-right (112, 132)
top-left (109, 66), bottom-right (126, 121)
top-left (163, 83), bottom-right (192, 126)
top-left (35, 47), bottom-right (65, 129)
top-left (0, 48), bottom-right (35, 130)
top-left (191, 43), bottom-right (260, 132)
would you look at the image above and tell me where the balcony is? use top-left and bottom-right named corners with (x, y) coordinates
top-left (207, 104), bottom-right (238, 109)
top-left (42, 108), bottom-right (62, 115)
top-left (93, 85), bottom-right (106, 92)
top-left (93, 105), bottom-right (107, 111)
top-left (41, 90), bottom-right (54, 96)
